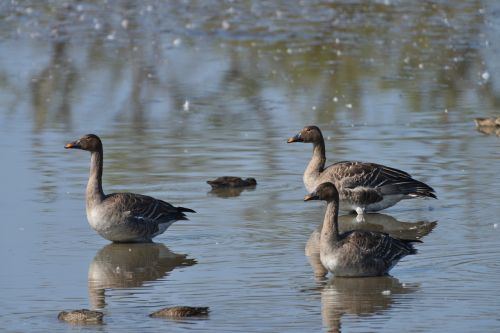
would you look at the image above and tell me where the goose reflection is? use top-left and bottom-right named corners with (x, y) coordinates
top-left (88, 243), bottom-right (196, 309)
top-left (305, 213), bottom-right (436, 279)
top-left (207, 186), bottom-right (256, 198)
top-left (321, 276), bottom-right (418, 333)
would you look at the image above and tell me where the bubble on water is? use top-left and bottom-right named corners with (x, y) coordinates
top-left (481, 71), bottom-right (490, 81)
top-left (332, 97), bottom-right (338, 102)
top-left (173, 38), bottom-right (182, 47)
top-left (312, 106), bottom-right (316, 110)
top-left (418, 63), bottom-right (424, 69)
top-left (444, 109), bottom-right (448, 113)
top-left (121, 19), bottom-right (129, 29)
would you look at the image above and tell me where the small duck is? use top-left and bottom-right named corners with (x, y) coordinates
top-left (58, 309), bottom-right (103, 324)
top-left (304, 182), bottom-right (420, 277)
top-left (65, 134), bottom-right (195, 242)
top-left (288, 125), bottom-right (436, 215)
top-left (149, 306), bottom-right (209, 318)
top-left (207, 176), bottom-right (257, 188)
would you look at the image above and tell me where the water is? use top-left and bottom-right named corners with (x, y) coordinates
top-left (1, 1), bottom-right (500, 332)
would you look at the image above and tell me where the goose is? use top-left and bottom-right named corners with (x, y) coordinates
top-left (288, 125), bottom-right (436, 214)
top-left (207, 176), bottom-right (257, 188)
top-left (149, 306), bottom-right (209, 318)
top-left (65, 134), bottom-right (195, 243)
top-left (304, 182), bottom-right (420, 277)
top-left (474, 117), bottom-right (500, 127)
top-left (58, 309), bottom-right (103, 324)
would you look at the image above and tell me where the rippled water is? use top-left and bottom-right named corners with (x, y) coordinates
top-left (1, 1), bottom-right (500, 332)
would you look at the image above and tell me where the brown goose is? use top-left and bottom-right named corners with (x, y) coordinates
top-left (474, 117), bottom-right (500, 127)
top-left (288, 125), bottom-right (436, 214)
top-left (304, 182), bottom-right (420, 277)
top-left (65, 134), bottom-right (195, 243)
top-left (207, 176), bottom-right (257, 188)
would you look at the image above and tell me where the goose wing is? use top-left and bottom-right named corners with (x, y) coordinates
top-left (342, 230), bottom-right (418, 266)
top-left (104, 193), bottom-right (194, 230)
top-left (323, 161), bottom-right (436, 199)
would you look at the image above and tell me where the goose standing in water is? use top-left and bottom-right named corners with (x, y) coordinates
top-left (65, 134), bottom-right (195, 243)
top-left (304, 182), bottom-right (420, 277)
top-left (288, 125), bottom-right (436, 214)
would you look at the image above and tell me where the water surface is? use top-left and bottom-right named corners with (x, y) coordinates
top-left (1, 1), bottom-right (500, 332)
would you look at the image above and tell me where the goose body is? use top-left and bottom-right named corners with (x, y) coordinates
top-left (207, 176), bottom-right (257, 188)
top-left (65, 134), bottom-right (195, 243)
top-left (304, 182), bottom-right (420, 277)
top-left (288, 125), bottom-right (436, 214)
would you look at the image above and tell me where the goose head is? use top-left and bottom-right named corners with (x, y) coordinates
top-left (304, 182), bottom-right (339, 202)
top-left (287, 125), bottom-right (324, 144)
top-left (65, 134), bottom-right (103, 152)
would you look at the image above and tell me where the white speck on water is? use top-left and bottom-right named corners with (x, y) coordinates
top-left (147, 73), bottom-right (153, 79)
top-left (444, 108), bottom-right (448, 113)
top-left (481, 71), bottom-right (490, 81)
top-left (382, 290), bottom-right (391, 295)
top-left (173, 38), bottom-right (182, 47)
top-left (335, 38), bottom-right (340, 44)
top-left (121, 19), bottom-right (129, 29)
top-left (222, 20), bottom-right (230, 30)
top-left (276, 10), bottom-right (283, 19)
top-left (327, 136), bottom-right (331, 140)
top-left (25, 7), bottom-right (33, 15)
top-left (183, 149), bottom-right (189, 153)
top-left (336, 50), bottom-right (342, 56)
top-left (115, 266), bottom-right (121, 273)
top-left (287, 48), bottom-right (293, 54)
top-left (494, 223), bottom-right (498, 229)
top-left (76, 4), bottom-right (84, 11)
top-left (312, 106), bottom-right (317, 110)
top-left (106, 32), bottom-right (115, 40)
top-left (146, 5), bottom-right (153, 12)
top-left (128, 248), bottom-right (132, 252)
top-left (183, 100), bottom-right (190, 111)
top-left (333, 97), bottom-right (338, 102)
top-left (346, 103), bottom-right (353, 109)
top-left (404, 56), bottom-right (410, 64)
top-left (418, 63), bottom-right (424, 69)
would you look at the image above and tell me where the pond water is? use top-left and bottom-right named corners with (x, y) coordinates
top-left (1, 1), bottom-right (500, 332)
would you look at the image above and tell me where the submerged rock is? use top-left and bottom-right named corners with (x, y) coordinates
top-left (149, 306), bottom-right (209, 318)
top-left (57, 309), bottom-right (103, 324)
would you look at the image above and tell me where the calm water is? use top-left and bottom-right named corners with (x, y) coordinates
top-left (1, 1), bottom-right (500, 332)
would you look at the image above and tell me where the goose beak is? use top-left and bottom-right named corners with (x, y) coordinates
top-left (287, 133), bottom-right (303, 143)
top-left (64, 140), bottom-right (81, 149)
top-left (304, 193), bottom-right (318, 201)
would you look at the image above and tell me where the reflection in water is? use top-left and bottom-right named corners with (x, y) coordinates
top-left (207, 186), bottom-right (257, 198)
top-left (305, 213), bottom-right (437, 279)
top-left (321, 276), bottom-right (418, 333)
top-left (476, 125), bottom-right (500, 137)
top-left (88, 243), bottom-right (196, 309)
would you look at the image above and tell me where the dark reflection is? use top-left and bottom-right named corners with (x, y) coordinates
top-left (305, 213), bottom-right (436, 279)
top-left (88, 243), bottom-right (196, 309)
top-left (207, 186), bottom-right (257, 198)
top-left (476, 125), bottom-right (500, 137)
top-left (321, 276), bottom-right (418, 333)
